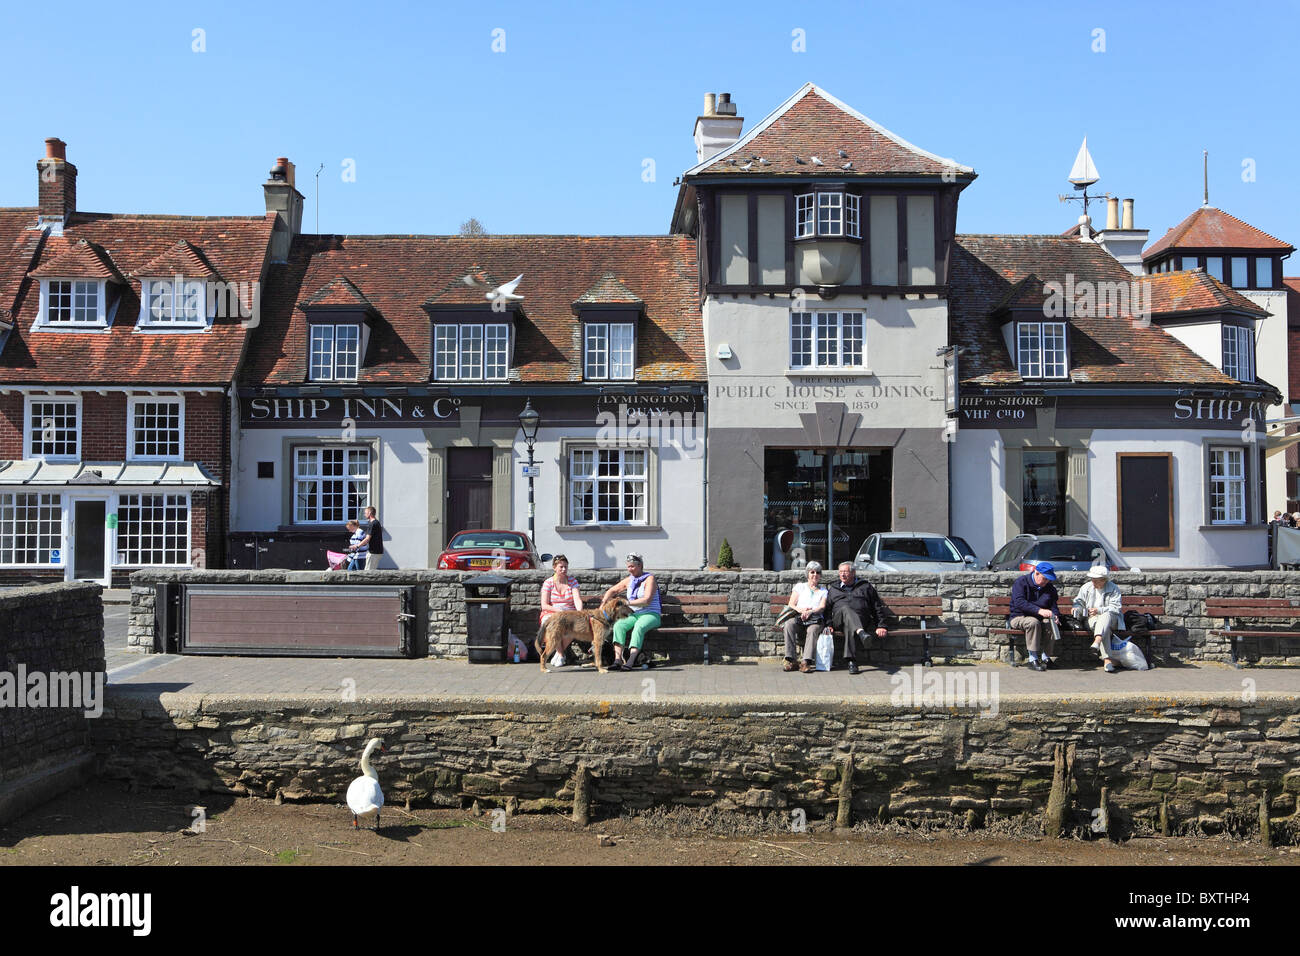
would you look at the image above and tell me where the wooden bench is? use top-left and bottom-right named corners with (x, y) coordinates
top-left (653, 592), bottom-right (731, 664)
top-left (987, 595), bottom-right (1170, 667)
top-left (1206, 598), bottom-right (1300, 667)
top-left (768, 593), bottom-right (947, 666)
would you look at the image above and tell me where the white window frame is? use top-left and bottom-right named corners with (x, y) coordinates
top-left (126, 397), bottom-right (184, 462)
top-left (113, 492), bottom-right (191, 566)
top-left (567, 445), bottom-right (649, 526)
top-left (1208, 446), bottom-right (1246, 525)
top-left (1221, 324), bottom-right (1254, 381)
top-left (432, 323), bottom-right (510, 381)
top-left (583, 322), bottom-right (636, 380)
top-left (789, 311), bottom-right (866, 369)
top-left (292, 445), bottom-right (372, 525)
top-left (137, 276), bottom-right (208, 330)
top-left (36, 278), bottom-right (108, 329)
top-left (308, 323), bottom-right (362, 382)
top-left (24, 395), bottom-right (81, 461)
top-left (1016, 321), bottom-right (1068, 379)
top-left (795, 192), bottom-right (861, 239)
top-left (0, 491), bottom-right (64, 567)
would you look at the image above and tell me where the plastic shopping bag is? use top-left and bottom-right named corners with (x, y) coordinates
top-left (1109, 636), bottom-right (1149, 671)
top-left (815, 632), bottom-right (834, 672)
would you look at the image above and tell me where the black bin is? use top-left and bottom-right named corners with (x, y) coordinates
top-left (464, 574), bottom-right (511, 663)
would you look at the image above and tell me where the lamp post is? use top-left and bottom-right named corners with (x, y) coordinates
top-left (519, 399), bottom-right (541, 546)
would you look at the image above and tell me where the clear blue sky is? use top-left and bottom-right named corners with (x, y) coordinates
top-left (2, 0), bottom-right (1296, 255)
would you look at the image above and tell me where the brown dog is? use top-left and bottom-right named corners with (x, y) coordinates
top-left (536, 597), bottom-right (632, 673)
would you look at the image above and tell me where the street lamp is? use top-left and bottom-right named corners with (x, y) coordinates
top-left (519, 399), bottom-right (541, 545)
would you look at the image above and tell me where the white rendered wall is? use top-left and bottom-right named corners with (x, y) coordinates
top-left (1245, 289), bottom-right (1288, 516)
top-left (950, 427), bottom-right (1007, 565)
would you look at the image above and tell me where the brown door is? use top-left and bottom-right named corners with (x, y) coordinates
top-left (447, 448), bottom-right (494, 533)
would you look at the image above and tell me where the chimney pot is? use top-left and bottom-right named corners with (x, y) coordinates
top-left (1122, 198), bottom-right (1135, 230)
top-left (37, 137), bottom-right (76, 225)
top-left (45, 138), bottom-right (67, 161)
top-left (703, 93), bottom-right (716, 117)
top-left (1106, 197), bottom-right (1119, 231)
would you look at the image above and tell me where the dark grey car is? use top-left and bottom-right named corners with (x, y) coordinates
top-left (985, 534), bottom-right (1115, 572)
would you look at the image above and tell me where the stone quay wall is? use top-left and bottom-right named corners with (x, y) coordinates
top-left (0, 582), bottom-right (105, 823)
top-left (94, 690), bottom-right (1300, 837)
top-left (130, 569), bottom-right (1300, 665)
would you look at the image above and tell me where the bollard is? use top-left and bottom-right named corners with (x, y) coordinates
top-left (835, 755), bottom-right (855, 829)
top-left (572, 764), bottom-right (592, 826)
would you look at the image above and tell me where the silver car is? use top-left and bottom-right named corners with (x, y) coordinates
top-left (854, 532), bottom-right (978, 573)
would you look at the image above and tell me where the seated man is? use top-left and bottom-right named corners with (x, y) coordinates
top-left (1009, 561), bottom-right (1059, 671)
top-left (1072, 565), bottom-right (1123, 672)
top-left (825, 561), bottom-right (888, 675)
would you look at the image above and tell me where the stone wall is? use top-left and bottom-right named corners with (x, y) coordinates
top-left (0, 582), bottom-right (105, 823)
top-left (130, 569), bottom-right (1300, 665)
top-left (93, 689), bottom-right (1300, 837)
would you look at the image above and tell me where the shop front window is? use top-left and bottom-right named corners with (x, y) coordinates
top-left (1022, 450), bottom-right (1068, 534)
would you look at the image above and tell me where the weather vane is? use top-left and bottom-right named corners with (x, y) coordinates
top-left (1058, 137), bottom-right (1109, 228)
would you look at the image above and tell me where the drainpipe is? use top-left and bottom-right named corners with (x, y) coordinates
top-left (700, 392), bottom-right (709, 569)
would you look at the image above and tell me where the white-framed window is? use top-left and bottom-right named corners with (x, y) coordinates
top-left (1017, 322), bottom-right (1068, 379)
top-left (1209, 447), bottom-right (1246, 525)
top-left (568, 447), bottom-right (647, 525)
top-left (1221, 325), bottom-right (1254, 381)
top-left (127, 398), bottom-right (184, 461)
top-left (433, 323), bottom-right (509, 380)
top-left (40, 279), bottom-right (106, 327)
top-left (25, 397), bottom-right (80, 460)
top-left (0, 492), bottom-right (63, 566)
top-left (116, 493), bottom-right (189, 565)
top-left (795, 192), bottom-right (861, 239)
top-left (308, 324), bottom-right (362, 381)
top-left (789, 311), bottom-right (865, 369)
top-left (293, 446), bottom-right (371, 524)
top-left (140, 277), bottom-right (206, 328)
top-left (584, 322), bottom-right (635, 379)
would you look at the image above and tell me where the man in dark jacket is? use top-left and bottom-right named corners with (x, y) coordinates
top-left (825, 562), bottom-right (889, 674)
top-left (1009, 561), bottom-right (1059, 671)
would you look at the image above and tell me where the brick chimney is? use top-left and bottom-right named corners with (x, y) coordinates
top-left (37, 138), bottom-right (76, 231)
top-left (693, 92), bottom-right (744, 164)
top-left (263, 156), bottom-right (304, 264)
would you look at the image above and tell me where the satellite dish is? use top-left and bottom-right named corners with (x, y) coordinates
top-left (1068, 137), bottom-right (1100, 189)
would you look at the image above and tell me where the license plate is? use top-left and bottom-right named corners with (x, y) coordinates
top-left (469, 558), bottom-right (500, 568)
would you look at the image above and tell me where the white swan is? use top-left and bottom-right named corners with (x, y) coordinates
top-left (346, 738), bottom-right (385, 829)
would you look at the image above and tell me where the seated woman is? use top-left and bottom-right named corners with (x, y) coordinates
top-left (344, 519), bottom-right (367, 571)
top-left (539, 554), bottom-right (583, 663)
top-left (602, 552), bottom-right (659, 671)
top-left (783, 562), bottom-right (827, 673)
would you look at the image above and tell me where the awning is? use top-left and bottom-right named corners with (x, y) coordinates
top-left (0, 460), bottom-right (219, 486)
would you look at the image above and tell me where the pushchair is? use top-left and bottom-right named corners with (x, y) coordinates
top-left (326, 549), bottom-right (350, 571)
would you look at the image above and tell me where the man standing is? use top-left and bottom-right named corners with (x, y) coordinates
top-left (1072, 566), bottom-right (1124, 673)
top-left (825, 562), bottom-right (888, 674)
top-left (358, 505), bottom-right (384, 570)
top-left (1009, 561), bottom-right (1059, 671)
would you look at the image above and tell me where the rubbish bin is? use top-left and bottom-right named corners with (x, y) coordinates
top-left (464, 573), bottom-right (511, 663)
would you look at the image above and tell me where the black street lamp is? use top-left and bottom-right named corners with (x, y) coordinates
top-left (519, 399), bottom-right (542, 545)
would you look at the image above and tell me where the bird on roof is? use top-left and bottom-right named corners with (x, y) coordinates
top-left (758, 158), bottom-right (771, 166)
top-left (794, 156), bottom-right (808, 165)
top-left (838, 149), bottom-right (849, 159)
top-left (462, 273), bottom-right (524, 303)
top-left (842, 161), bottom-right (853, 170)
top-left (810, 156), bottom-right (825, 167)
top-left (741, 162), bottom-right (753, 171)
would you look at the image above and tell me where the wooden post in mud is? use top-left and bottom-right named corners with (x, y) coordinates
top-left (835, 755), bottom-right (855, 829)
top-left (1043, 743), bottom-right (1076, 838)
top-left (571, 764), bottom-right (592, 826)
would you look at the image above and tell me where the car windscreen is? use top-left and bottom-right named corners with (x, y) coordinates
top-left (879, 537), bottom-right (961, 562)
top-left (949, 536), bottom-right (976, 560)
top-left (1033, 540), bottom-right (1105, 562)
top-left (449, 533), bottom-right (527, 551)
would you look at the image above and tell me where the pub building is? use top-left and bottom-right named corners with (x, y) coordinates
top-left (671, 85), bottom-right (977, 570)
top-left (232, 232), bottom-right (705, 570)
top-left (948, 226), bottom-right (1281, 569)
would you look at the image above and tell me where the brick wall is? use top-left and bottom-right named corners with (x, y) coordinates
top-left (0, 582), bottom-right (104, 823)
top-left (129, 568), bottom-right (1300, 665)
top-left (184, 393), bottom-right (224, 478)
top-left (81, 393), bottom-right (126, 460)
top-left (0, 393), bottom-right (21, 458)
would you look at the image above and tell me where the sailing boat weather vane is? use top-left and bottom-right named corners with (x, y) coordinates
top-left (1058, 137), bottom-right (1109, 230)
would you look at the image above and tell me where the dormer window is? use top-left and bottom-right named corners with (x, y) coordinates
top-left (795, 190), bottom-right (861, 239)
top-left (40, 279), bottom-right (107, 327)
top-left (1221, 325), bottom-right (1254, 381)
top-left (141, 276), bottom-right (207, 328)
top-left (433, 322), bottom-right (509, 381)
top-left (309, 323), bottom-right (362, 381)
top-left (584, 322), bottom-right (635, 380)
top-left (1016, 321), bottom-right (1068, 379)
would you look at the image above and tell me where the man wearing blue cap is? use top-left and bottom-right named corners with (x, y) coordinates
top-left (1009, 562), bottom-right (1060, 671)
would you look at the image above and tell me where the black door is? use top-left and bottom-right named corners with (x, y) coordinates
top-left (73, 500), bottom-right (106, 580)
top-left (447, 448), bottom-right (494, 533)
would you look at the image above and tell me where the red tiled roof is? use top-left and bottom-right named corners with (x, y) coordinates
top-left (425, 266), bottom-right (507, 307)
top-left (299, 276), bottom-right (373, 310)
top-left (245, 235), bottom-right (702, 385)
top-left (132, 239), bottom-right (221, 280)
top-left (951, 235), bottom-right (1246, 387)
top-left (28, 238), bottom-right (123, 281)
top-left (575, 272), bottom-right (642, 305)
top-left (1137, 269), bottom-right (1266, 317)
top-left (688, 84), bottom-right (973, 180)
top-left (0, 209), bottom-right (275, 385)
top-left (1143, 206), bottom-right (1293, 260)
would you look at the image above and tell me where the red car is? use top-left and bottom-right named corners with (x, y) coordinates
top-left (436, 529), bottom-right (549, 571)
